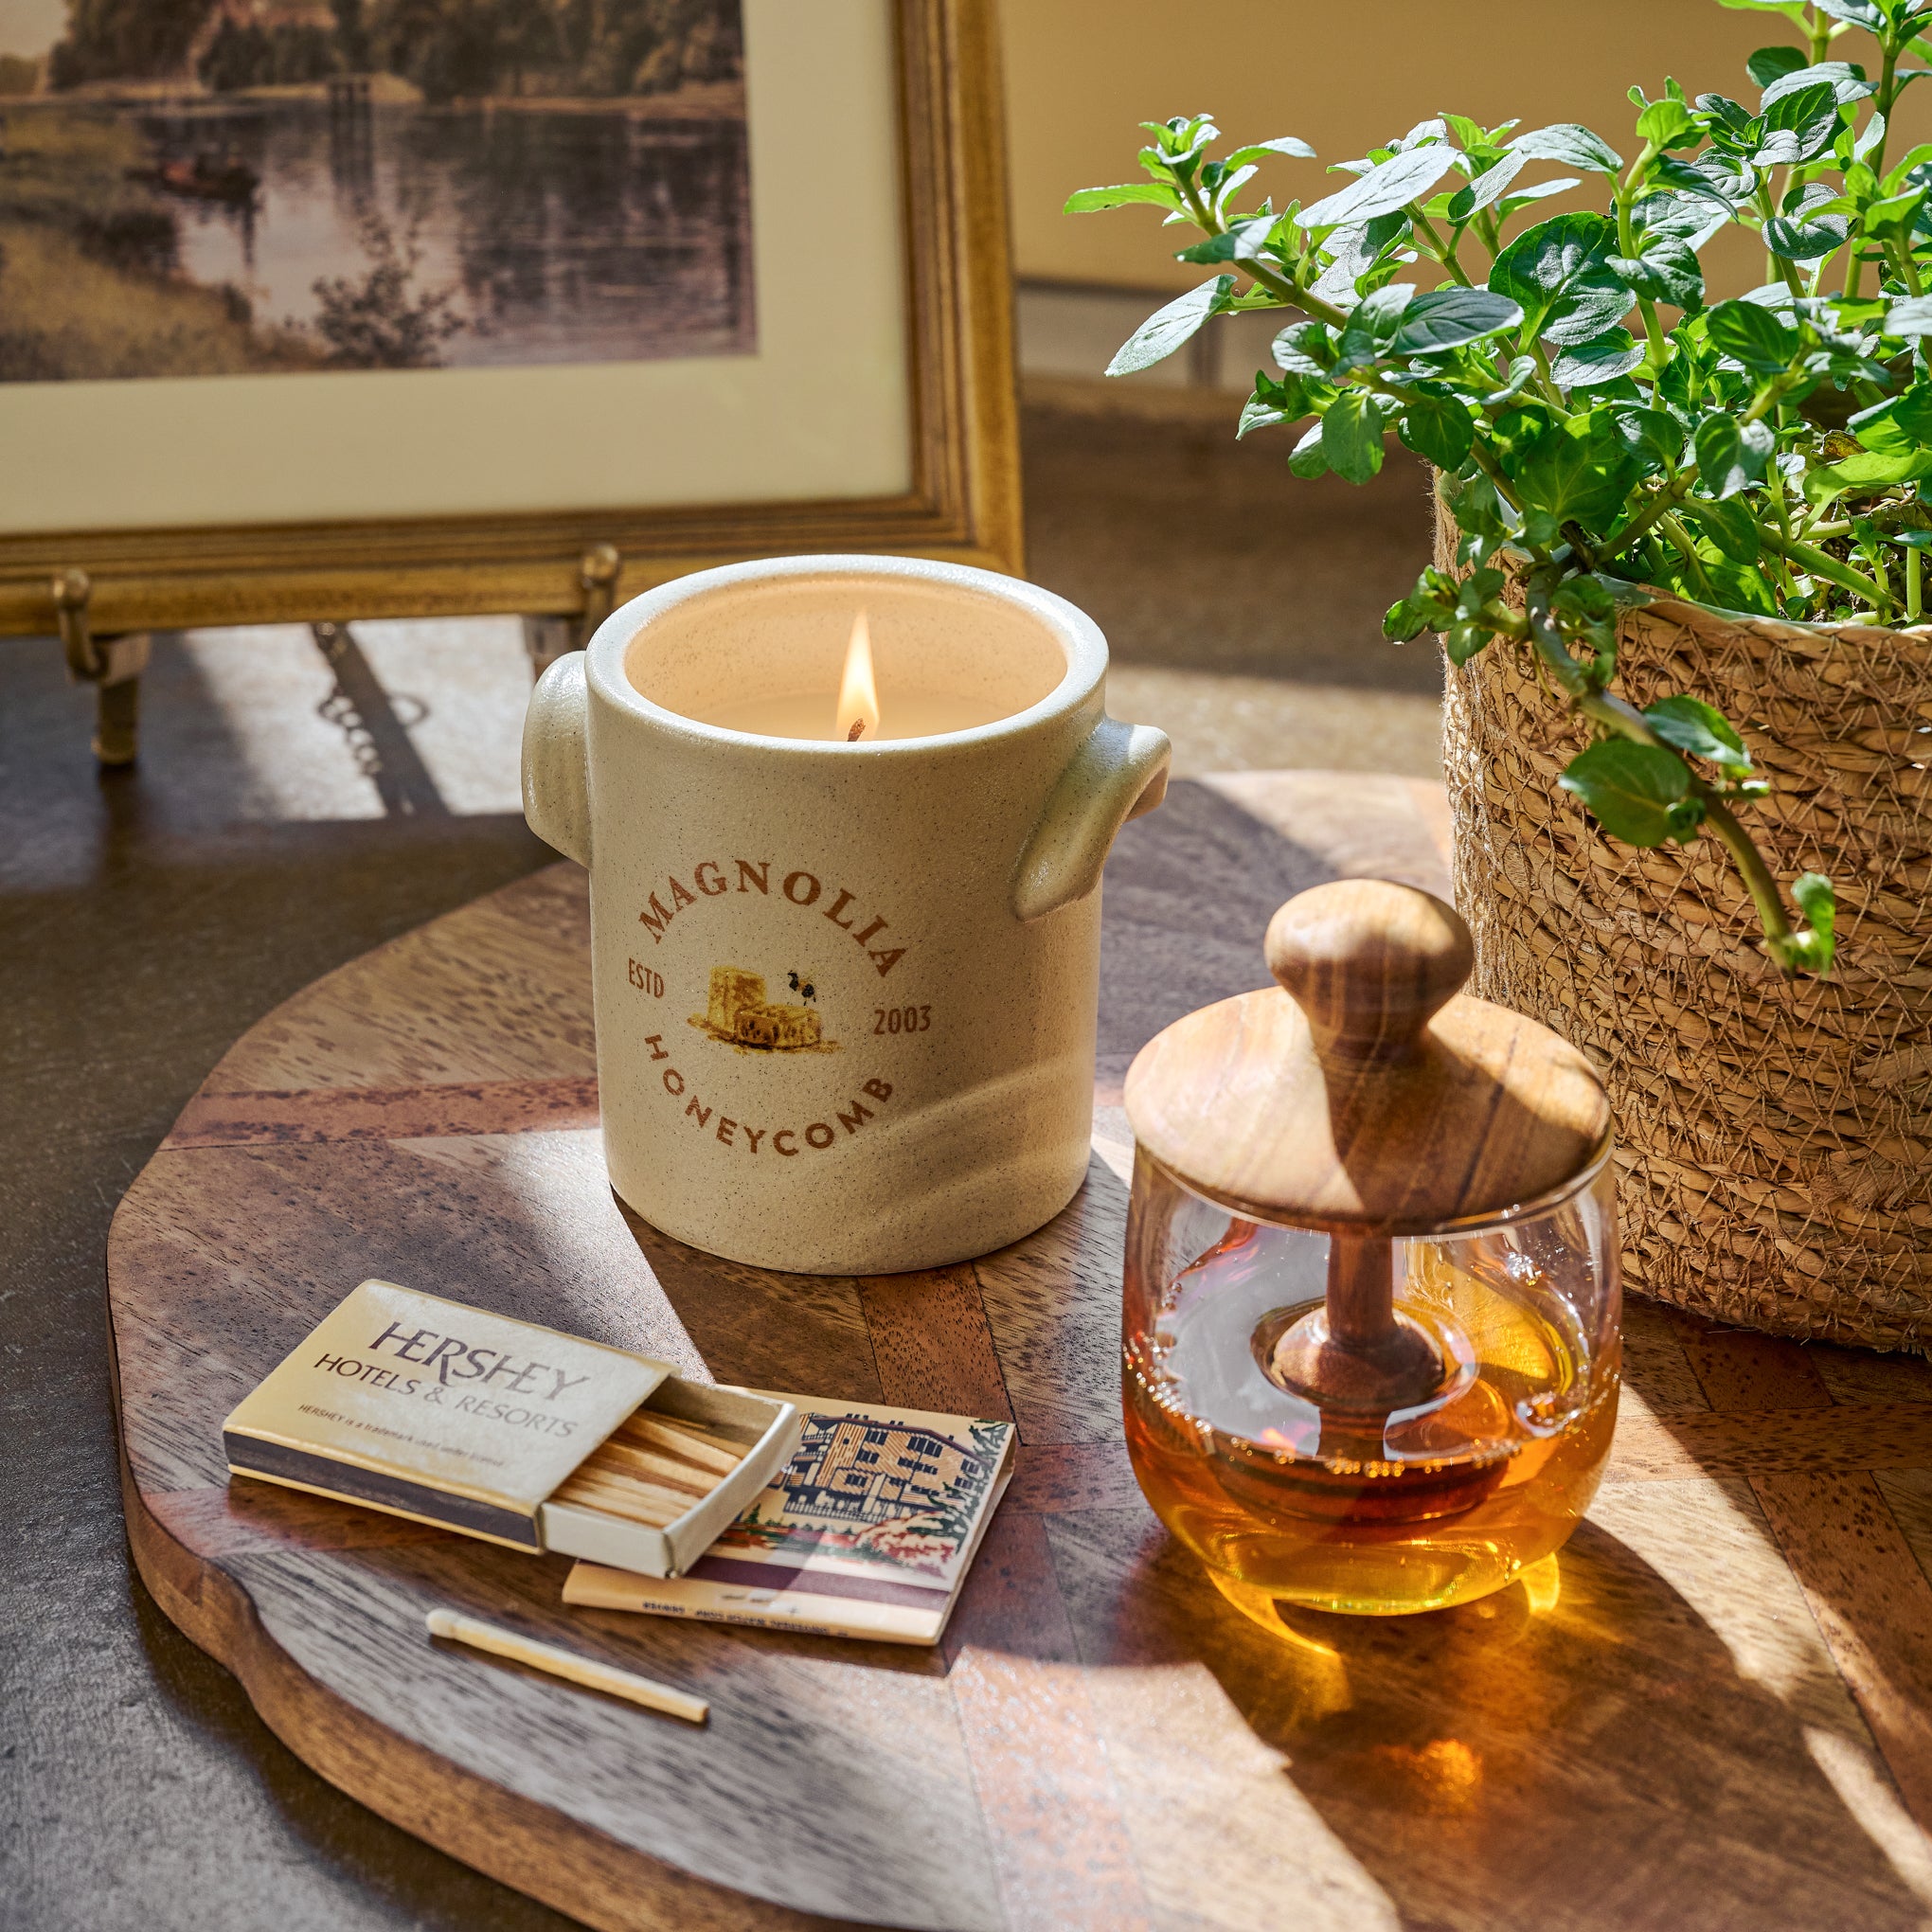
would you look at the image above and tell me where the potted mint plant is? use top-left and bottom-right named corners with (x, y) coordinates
top-left (1074, 0), bottom-right (1932, 1346)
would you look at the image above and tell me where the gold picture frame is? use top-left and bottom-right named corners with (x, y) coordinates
top-left (0, 0), bottom-right (1020, 642)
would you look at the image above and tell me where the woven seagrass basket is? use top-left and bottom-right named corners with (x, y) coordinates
top-left (1437, 521), bottom-right (1932, 1348)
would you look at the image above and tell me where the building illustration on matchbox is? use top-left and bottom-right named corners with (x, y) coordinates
top-left (689, 966), bottom-right (836, 1053)
top-left (781, 1414), bottom-right (990, 1530)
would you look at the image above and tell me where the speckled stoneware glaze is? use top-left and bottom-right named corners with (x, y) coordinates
top-left (522, 554), bottom-right (1171, 1274)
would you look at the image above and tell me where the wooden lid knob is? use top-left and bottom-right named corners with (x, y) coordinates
top-left (1124, 878), bottom-right (1612, 1235)
top-left (1265, 882), bottom-right (1474, 1063)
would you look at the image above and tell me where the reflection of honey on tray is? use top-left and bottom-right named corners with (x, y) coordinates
top-left (689, 966), bottom-right (840, 1053)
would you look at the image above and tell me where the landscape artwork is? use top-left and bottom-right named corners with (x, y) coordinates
top-left (0, 0), bottom-right (756, 383)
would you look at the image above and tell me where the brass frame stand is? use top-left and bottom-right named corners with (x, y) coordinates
top-left (50, 546), bottom-right (622, 765)
top-left (54, 569), bottom-right (150, 768)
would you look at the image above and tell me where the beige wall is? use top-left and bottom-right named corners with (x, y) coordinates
top-left (999, 1), bottom-right (1897, 292)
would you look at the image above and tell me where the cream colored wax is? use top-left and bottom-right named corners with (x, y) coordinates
top-left (694, 690), bottom-right (1012, 741)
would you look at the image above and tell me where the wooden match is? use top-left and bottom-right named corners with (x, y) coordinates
top-left (425, 1608), bottom-right (708, 1724)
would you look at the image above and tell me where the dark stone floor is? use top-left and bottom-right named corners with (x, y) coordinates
top-left (0, 403), bottom-right (1425, 1929)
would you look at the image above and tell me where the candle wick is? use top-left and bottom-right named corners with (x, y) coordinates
top-left (847, 720), bottom-right (867, 742)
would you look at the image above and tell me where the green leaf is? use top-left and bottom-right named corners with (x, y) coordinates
top-left (1883, 139), bottom-right (1932, 193)
top-left (1320, 390), bottom-right (1387, 485)
top-left (1486, 355), bottom-right (1540, 405)
top-left (1787, 871), bottom-right (1836, 976)
top-left (1510, 123), bottom-right (1624, 173)
top-left (1765, 205), bottom-right (1852, 259)
top-left (1388, 287), bottom-right (1525, 354)
top-left (1444, 621), bottom-right (1496, 666)
top-left (1804, 445), bottom-right (1932, 501)
top-left (1692, 413), bottom-right (1776, 497)
top-left (1176, 216), bottom-right (1276, 264)
top-left (1705, 297), bottom-right (1800, 369)
top-left (1329, 286), bottom-right (1420, 377)
top-left (1489, 211), bottom-right (1630, 346)
top-left (1560, 741), bottom-right (1695, 847)
top-left (1683, 497), bottom-right (1762, 564)
top-left (1237, 397), bottom-right (1288, 439)
top-left (1064, 183), bottom-right (1183, 214)
top-left (1760, 60), bottom-right (1874, 108)
top-left (1496, 176), bottom-right (1583, 220)
top-left (1607, 404), bottom-right (1687, 474)
top-left (1510, 413), bottom-right (1642, 527)
top-left (1608, 237), bottom-right (1706, 309)
top-left (1444, 470), bottom-right (1512, 540)
top-left (1551, 329), bottom-right (1647, 387)
top-left (1224, 136), bottom-right (1317, 166)
top-left (1384, 596), bottom-right (1432, 642)
top-left (1550, 575), bottom-right (1619, 657)
top-left (1808, 0), bottom-right (1883, 25)
top-left (1746, 45), bottom-right (1810, 88)
top-left (1885, 295), bottom-right (1932, 335)
top-left (1644, 694), bottom-right (1754, 770)
top-left (1849, 382), bottom-right (1932, 446)
top-left (1288, 420), bottom-right (1331, 478)
top-left (1272, 320), bottom-right (1334, 376)
top-left (1632, 190), bottom-right (1726, 244)
top-left (1753, 81), bottom-right (1841, 169)
top-left (1397, 392), bottom-right (1475, 468)
top-left (1105, 278), bottom-right (1232, 376)
top-left (1865, 188), bottom-right (1931, 241)
top-left (1654, 152), bottom-right (1756, 207)
top-left (1300, 145), bottom-right (1458, 230)
top-left (1446, 152), bottom-right (1526, 222)
top-left (1637, 98), bottom-right (1702, 149)
top-left (1657, 551), bottom-right (1782, 617)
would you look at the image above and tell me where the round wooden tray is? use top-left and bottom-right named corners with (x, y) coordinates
top-left (108, 779), bottom-right (1932, 1931)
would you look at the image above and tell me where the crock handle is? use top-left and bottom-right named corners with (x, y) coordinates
top-left (1011, 716), bottom-right (1171, 923)
top-left (522, 653), bottom-right (592, 868)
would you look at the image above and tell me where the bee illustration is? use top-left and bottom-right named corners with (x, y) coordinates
top-left (786, 971), bottom-right (817, 1003)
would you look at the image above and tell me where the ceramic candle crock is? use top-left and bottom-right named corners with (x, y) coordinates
top-left (521, 554), bottom-right (1171, 1274)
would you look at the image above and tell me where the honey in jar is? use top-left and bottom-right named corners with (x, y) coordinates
top-left (1120, 880), bottom-right (1620, 1623)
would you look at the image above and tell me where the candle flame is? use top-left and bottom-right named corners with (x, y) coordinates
top-left (836, 610), bottom-right (879, 742)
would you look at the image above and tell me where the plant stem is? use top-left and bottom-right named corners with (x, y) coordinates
top-left (1756, 185), bottom-right (1807, 300)
top-left (1520, 569), bottom-right (1809, 969)
top-left (1846, 32), bottom-right (1904, 301)
top-left (1412, 211), bottom-right (1475, 286)
top-left (1759, 528), bottom-right (1887, 604)
top-left (1173, 172), bottom-right (1354, 330)
top-left (1701, 796), bottom-right (1798, 953)
top-left (1660, 511), bottom-right (1714, 596)
top-left (1603, 470), bottom-right (1698, 557)
top-left (1615, 148), bottom-right (1672, 371)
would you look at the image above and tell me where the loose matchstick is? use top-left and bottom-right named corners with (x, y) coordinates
top-left (425, 1608), bottom-right (707, 1724)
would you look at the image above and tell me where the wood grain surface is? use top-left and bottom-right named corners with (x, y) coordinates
top-left (107, 776), bottom-right (1932, 1932)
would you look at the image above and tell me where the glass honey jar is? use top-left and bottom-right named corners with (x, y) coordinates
top-left (1120, 880), bottom-right (1620, 1622)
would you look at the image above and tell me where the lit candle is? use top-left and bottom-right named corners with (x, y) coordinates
top-left (682, 611), bottom-right (1021, 742)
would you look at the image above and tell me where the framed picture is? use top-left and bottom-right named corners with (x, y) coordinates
top-left (0, 0), bottom-right (1019, 638)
